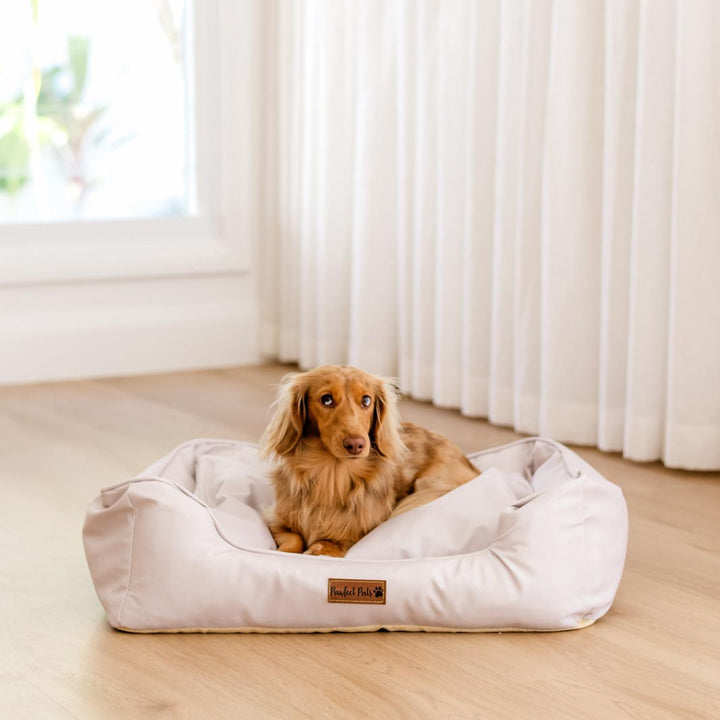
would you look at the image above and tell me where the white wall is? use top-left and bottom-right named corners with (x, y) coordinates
top-left (0, 274), bottom-right (258, 385)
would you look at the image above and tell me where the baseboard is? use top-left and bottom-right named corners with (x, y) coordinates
top-left (0, 301), bottom-right (259, 386)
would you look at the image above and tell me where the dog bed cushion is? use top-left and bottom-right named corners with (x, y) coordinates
top-left (83, 437), bottom-right (628, 633)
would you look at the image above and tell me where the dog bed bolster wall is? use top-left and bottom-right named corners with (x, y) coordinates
top-left (82, 437), bottom-right (628, 632)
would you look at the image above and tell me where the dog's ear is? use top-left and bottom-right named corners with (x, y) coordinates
top-left (259, 373), bottom-right (308, 459)
top-left (371, 377), bottom-right (404, 460)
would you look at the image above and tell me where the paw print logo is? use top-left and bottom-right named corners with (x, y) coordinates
top-left (374, 585), bottom-right (384, 599)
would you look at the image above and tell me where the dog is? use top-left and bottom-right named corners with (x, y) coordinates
top-left (259, 365), bottom-right (479, 557)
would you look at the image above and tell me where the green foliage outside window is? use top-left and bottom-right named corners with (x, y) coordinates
top-left (0, 3), bottom-right (122, 208)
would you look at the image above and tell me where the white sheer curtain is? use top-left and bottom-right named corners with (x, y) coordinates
top-left (259, 0), bottom-right (720, 471)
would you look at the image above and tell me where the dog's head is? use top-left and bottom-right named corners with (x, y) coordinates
top-left (259, 365), bottom-right (403, 461)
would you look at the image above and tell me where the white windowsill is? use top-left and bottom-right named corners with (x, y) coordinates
top-left (0, 216), bottom-right (249, 286)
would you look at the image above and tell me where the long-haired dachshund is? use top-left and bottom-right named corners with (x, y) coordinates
top-left (260, 365), bottom-right (479, 556)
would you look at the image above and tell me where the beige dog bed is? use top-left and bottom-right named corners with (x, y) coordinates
top-left (83, 437), bottom-right (627, 633)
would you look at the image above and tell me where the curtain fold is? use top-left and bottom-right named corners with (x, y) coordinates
top-left (259, 0), bottom-right (720, 470)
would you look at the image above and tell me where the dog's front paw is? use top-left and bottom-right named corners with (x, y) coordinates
top-left (271, 528), bottom-right (305, 553)
top-left (305, 540), bottom-right (345, 557)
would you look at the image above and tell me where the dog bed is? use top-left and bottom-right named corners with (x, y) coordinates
top-left (83, 437), bottom-right (628, 633)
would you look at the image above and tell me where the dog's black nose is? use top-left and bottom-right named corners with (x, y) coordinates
top-left (343, 437), bottom-right (366, 456)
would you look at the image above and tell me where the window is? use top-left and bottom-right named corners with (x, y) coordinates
top-left (0, 1), bottom-right (259, 383)
top-left (0, 0), bottom-right (194, 224)
top-left (0, 0), bottom-right (250, 288)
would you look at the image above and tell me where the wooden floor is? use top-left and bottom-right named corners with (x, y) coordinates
top-left (1, 364), bottom-right (719, 719)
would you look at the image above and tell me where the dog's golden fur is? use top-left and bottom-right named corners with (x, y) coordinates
top-left (260, 365), bottom-right (479, 556)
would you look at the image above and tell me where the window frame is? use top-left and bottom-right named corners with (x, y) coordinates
top-left (0, 0), bottom-right (251, 287)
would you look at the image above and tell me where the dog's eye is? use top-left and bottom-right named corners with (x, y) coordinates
top-left (361, 395), bottom-right (372, 408)
top-left (320, 394), bottom-right (334, 407)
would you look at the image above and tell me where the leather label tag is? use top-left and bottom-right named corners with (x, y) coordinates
top-left (328, 578), bottom-right (387, 605)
